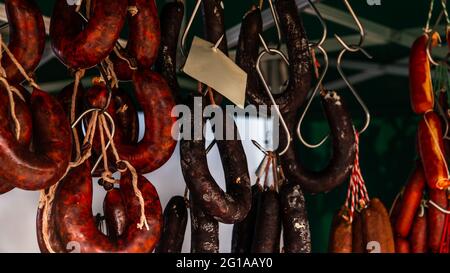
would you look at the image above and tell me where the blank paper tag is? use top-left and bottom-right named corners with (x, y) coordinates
top-left (183, 36), bottom-right (247, 109)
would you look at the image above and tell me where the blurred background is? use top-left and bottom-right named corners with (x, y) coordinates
top-left (0, 0), bottom-right (440, 252)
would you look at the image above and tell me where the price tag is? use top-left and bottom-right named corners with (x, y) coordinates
top-left (183, 36), bottom-right (247, 109)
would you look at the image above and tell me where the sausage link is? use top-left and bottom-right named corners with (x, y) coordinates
top-left (362, 198), bottom-right (395, 253)
top-left (190, 196), bottom-right (219, 253)
top-left (231, 184), bottom-right (262, 253)
top-left (50, 0), bottom-right (127, 69)
top-left (427, 188), bottom-right (448, 252)
top-left (54, 163), bottom-right (162, 253)
top-left (36, 194), bottom-right (66, 253)
top-left (155, 196), bottom-right (188, 253)
top-left (155, 1), bottom-right (184, 104)
top-left (0, 88), bottom-right (72, 190)
top-left (180, 100), bottom-right (251, 223)
top-left (280, 182), bottom-right (311, 253)
top-left (103, 188), bottom-right (127, 240)
top-left (410, 210), bottom-right (428, 253)
top-left (280, 90), bottom-right (356, 194)
top-left (409, 33), bottom-right (440, 114)
top-left (3, 0), bottom-right (45, 84)
top-left (329, 207), bottom-right (352, 253)
top-left (251, 188), bottom-right (281, 253)
top-left (112, 88), bottom-right (139, 144)
top-left (352, 211), bottom-right (364, 253)
top-left (394, 237), bottom-right (410, 253)
top-left (394, 163), bottom-right (426, 237)
top-left (390, 191), bottom-right (403, 228)
top-left (418, 111), bottom-right (450, 190)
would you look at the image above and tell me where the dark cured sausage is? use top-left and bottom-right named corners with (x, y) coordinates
top-left (87, 71), bottom-right (177, 174)
top-left (231, 184), bottom-right (262, 253)
top-left (394, 163), bottom-right (426, 238)
top-left (329, 207), bottom-right (352, 253)
top-left (112, 0), bottom-right (160, 80)
top-left (103, 188), bottom-right (127, 239)
top-left (112, 89), bottom-right (139, 144)
top-left (410, 210), bottom-right (427, 253)
top-left (280, 91), bottom-right (356, 194)
top-left (418, 111), bottom-right (450, 190)
top-left (180, 105), bottom-right (251, 224)
top-left (3, 0), bottom-right (45, 84)
top-left (361, 198), bottom-right (395, 253)
top-left (251, 187), bottom-right (281, 253)
top-left (190, 195), bottom-right (219, 253)
top-left (50, 0), bottom-right (127, 69)
top-left (427, 188), bottom-right (448, 253)
top-left (280, 182), bottom-right (311, 253)
top-left (155, 196), bottom-right (188, 253)
top-left (0, 88), bottom-right (72, 190)
top-left (54, 163), bottom-right (162, 253)
top-left (409, 33), bottom-right (440, 114)
top-left (155, 1), bottom-right (184, 104)
top-left (0, 90), bottom-right (33, 194)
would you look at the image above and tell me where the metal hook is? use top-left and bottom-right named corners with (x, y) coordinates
top-left (256, 35), bottom-right (291, 156)
top-left (334, 0), bottom-right (365, 52)
top-left (266, 0), bottom-right (283, 50)
top-left (295, 0), bottom-right (329, 148)
top-left (180, 0), bottom-right (203, 57)
top-left (296, 46), bottom-right (329, 148)
top-left (336, 47), bottom-right (372, 135)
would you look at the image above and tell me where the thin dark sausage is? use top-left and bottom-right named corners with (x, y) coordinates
top-left (231, 184), bottom-right (262, 253)
top-left (155, 196), bottom-right (188, 253)
top-left (3, 0), bottom-right (45, 84)
top-left (251, 187), bottom-right (281, 253)
top-left (0, 88), bottom-right (72, 190)
top-left (280, 91), bottom-right (356, 194)
top-left (180, 104), bottom-right (251, 223)
top-left (280, 182), bottom-right (311, 253)
top-left (50, 0), bottom-right (127, 69)
top-left (54, 163), bottom-right (162, 253)
top-left (190, 195), bottom-right (219, 253)
top-left (155, 1), bottom-right (184, 104)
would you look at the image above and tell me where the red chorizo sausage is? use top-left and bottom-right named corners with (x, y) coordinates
top-left (54, 163), bottom-right (162, 253)
top-left (427, 188), bottom-right (448, 252)
top-left (103, 188), bottom-right (127, 240)
top-left (155, 196), bottom-right (188, 253)
top-left (410, 209), bottom-right (428, 253)
top-left (409, 33), bottom-right (440, 114)
top-left (36, 195), bottom-right (66, 253)
top-left (418, 111), bottom-right (450, 190)
top-left (50, 0), bottom-right (127, 69)
top-left (2, 0), bottom-right (45, 84)
top-left (395, 237), bottom-right (410, 253)
top-left (394, 163), bottom-right (426, 237)
top-left (111, 0), bottom-right (160, 80)
top-left (0, 87), bottom-right (72, 190)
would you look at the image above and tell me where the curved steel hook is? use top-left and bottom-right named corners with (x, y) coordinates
top-left (334, 0), bottom-right (365, 52)
top-left (336, 47), bottom-right (372, 135)
top-left (267, 0), bottom-right (283, 50)
top-left (295, 0), bottom-right (329, 148)
top-left (296, 45), bottom-right (329, 148)
top-left (256, 34), bottom-right (291, 156)
top-left (180, 0), bottom-right (202, 57)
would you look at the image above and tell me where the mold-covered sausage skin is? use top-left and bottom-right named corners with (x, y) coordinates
top-left (155, 196), bottom-right (188, 253)
top-left (251, 188), bottom-right (281, 253)
top-left (3, 0), bottom-right (45, 84)
top-left (231, 184), bottom-right (262, 253)
top-left (50, 0), bottom-right (127, 69)
top-left (156, 1), bottom-right (184, 103)
top-left (280, 90), bottom-right (356, 194)
top-left (190, 196), bottom-right (219, 253)
top-left (54, 163), bottom-right (162, 253)
top-left (280, 182), bottom-right (311, 253)
top-left (180, 100), bottom-right (251, 224)
top-left (329, 207), bottom-right (352, 253)
top-left (0, 88), bottom-right (72, 190)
